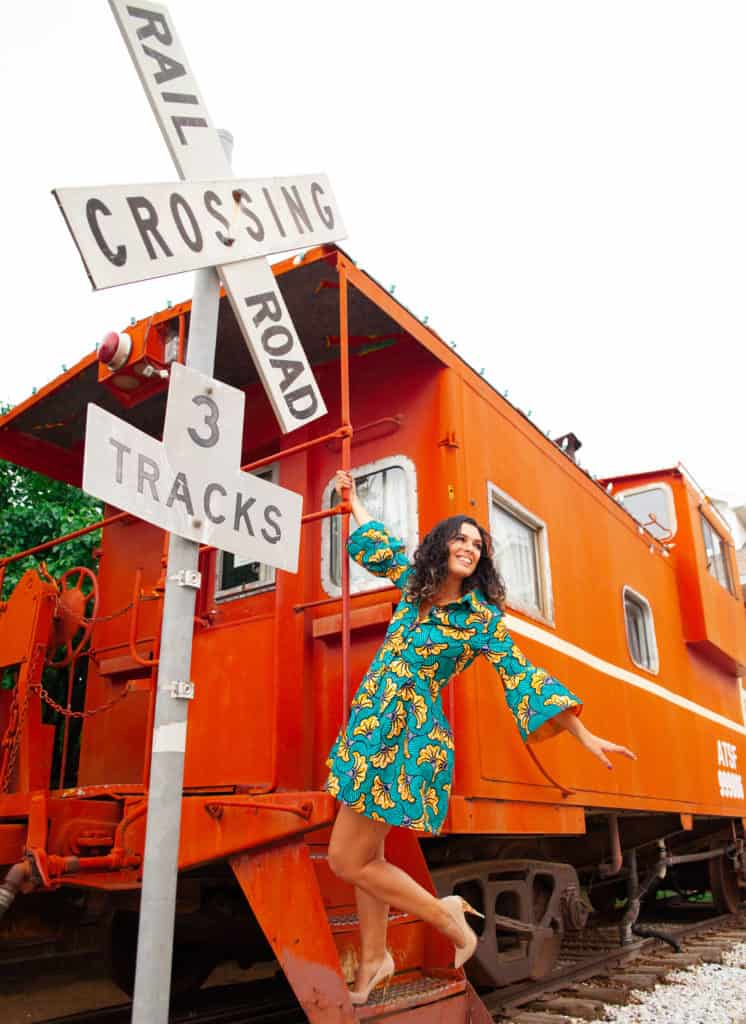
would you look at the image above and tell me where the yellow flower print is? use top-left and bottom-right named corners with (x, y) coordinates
top-left (386, 701), bottom-right (407, 739)
top-left (423, 786), bottom-right (440, 820)
top-left (353, 550), bottom-right (367, 566)
top-left (351, 691), bottom-right (374, 710)
top-left (361, 528), bottom-right (388, 542)
top-left (530, 670), bottom-right (549, 695)
top-left (381, 626), bottom-right (407, 657)
top-left (409, 812), bottom-right (429, 831)
top-left (390, 564), bottom-right (408, 583)
top-left (544, 693), bottom-right (576, 709)
top-left (371, 744), bottom-right (398, 769)
top-left (510, 645), bottom-right (527, 666)
top-left (417, 744), bottom-right (448, 776)
top-left (453, 647), bottom-right (472, 676)
top-left (353, 715), bottom-right (380, 739)
top-left (371, 774), bottom-right (396, 810)
top-left (409, 693), bottom-right (428, 729)
top-left (370, 810), bottom-right (387, 823)
top-left (368, 546), bottom-right (394, 564)
top-left (350, 752), bottom-right (368, 791)
top-left (443, 782), bottom-right (452, 798)
top-left (429, 679), bottom-right (440, 702)
top-left (379, 679), bottom-right (398, 712)
top-left (337, 732), bottom-right (351, 763)
top-left (428, 723), bottom-right (455, 750)
top-left (397, 764), bottom-right (416, 803)
top-left (465, 593), bottom-right (491, 625)
top-left (389, 657), bottom-right (413, 679)
top-left (418, 662), bottom-right (439, 680)
top-left (500, 668), bottom-right (527, 691)
top-left (348, 793), bottom-right (367, 814)
top-left (516, 694), bottom-right (532, 733)
top-left (362, 666), bottom-right (385, 695)
top-left (414, 639), bottom-right (449, 658)
top-left (493, 618), bottom-right (508, 641)
top-left (326, 772), bottom-right (340, 797)
top-left (485, 647), bottom-right (508, 665)
top-left (438, 624), bottom-right (475, 642)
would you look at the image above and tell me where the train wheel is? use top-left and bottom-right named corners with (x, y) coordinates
top-left (108, 910), bottom-right (220, 999)
top-left (708, 851), bottom-right (740, 914)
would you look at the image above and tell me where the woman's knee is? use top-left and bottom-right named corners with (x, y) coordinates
top-left (327, 840), bottom-right (359, 883)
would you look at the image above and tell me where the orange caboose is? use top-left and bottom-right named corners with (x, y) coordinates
top-left (1, 244), bottom-right (745, 1021)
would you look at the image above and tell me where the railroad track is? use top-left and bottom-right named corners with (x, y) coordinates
top-left (490, 907), bottom-right (746, 1023)
top-left (35, 907), bottom-right (746, 1024)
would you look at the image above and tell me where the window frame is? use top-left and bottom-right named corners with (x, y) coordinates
top-left (699, 508), bottom-right (736, 597)
top-left (321, 454), bottom-right (419, 598)
top-left (213, 464), bottom-right (279, 603)
top-left (617, 482), bottom-right (678, 540)
top-left (486, 481), bottom-right (555, 627)
top-left (622, 585), bottom-right (659, 674)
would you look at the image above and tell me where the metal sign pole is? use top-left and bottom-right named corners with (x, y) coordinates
top-left (130, 134), bottom-right (231, 1024)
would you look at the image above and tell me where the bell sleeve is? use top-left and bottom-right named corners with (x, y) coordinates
top-left (346, 519), bottom-right (411, 584)
top-left (482, 611), bottom-right (582, 744)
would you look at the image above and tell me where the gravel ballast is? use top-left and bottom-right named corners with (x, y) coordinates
top-left (575, 942), bottom-right (746, 1024)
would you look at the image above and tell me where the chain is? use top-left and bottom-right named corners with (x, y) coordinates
top-left (0, 680), bottom-right (32, 793)
top-left (35, 681), bottom-right (130, 720)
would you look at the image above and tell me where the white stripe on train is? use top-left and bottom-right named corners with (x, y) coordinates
top-left (504, 613), bottom-right (746, 738)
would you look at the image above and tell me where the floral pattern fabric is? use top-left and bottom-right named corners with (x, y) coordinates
top-left (325, 520), bottom-right (582, 834)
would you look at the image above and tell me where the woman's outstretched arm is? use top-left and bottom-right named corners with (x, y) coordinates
top-left (555, 708), bottom-right (636, 770)
top-left (336, 469), bottom-right (372, 527)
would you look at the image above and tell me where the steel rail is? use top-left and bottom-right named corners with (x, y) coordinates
top-left (484, 907), bottom-right (743, 1015)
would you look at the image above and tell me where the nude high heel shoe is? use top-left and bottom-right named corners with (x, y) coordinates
top-left (440, 894), bottom-right (485, 969)
top-left (349, 950), bottom-right (395, 1006)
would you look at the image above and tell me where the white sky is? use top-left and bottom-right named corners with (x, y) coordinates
top-left (2, 1), bottom-right (744, 502)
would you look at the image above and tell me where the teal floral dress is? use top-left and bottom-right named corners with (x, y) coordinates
top-left (325, 521), bottom-right (582, 834)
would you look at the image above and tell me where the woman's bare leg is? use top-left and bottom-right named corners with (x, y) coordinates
top-left (328, 805), bottom-right (465, 953)
top-left (352, 841), bottom-right (389, 995)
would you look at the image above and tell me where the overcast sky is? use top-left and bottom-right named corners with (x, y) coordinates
top-left (2, 1), bottom-right (744, 502)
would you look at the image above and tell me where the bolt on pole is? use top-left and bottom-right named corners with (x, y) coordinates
top-left (131, 133), bottom-right (233, 1024)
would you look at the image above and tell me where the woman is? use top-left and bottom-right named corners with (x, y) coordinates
top-left (326, 471), bottom-right (635, 1005)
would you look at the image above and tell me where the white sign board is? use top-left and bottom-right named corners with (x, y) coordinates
top-left (54, 174), bottom-right (346, 289)
top-left (107, 0), bottom-right (328, 435)
top-left (82, 364), bottom-right (302, 571)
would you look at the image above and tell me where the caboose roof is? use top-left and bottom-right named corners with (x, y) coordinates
top-left (0, 245), bottom-right (453, 486)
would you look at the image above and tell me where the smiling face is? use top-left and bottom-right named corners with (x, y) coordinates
top-left (446, 521), bottom-right (483, 582)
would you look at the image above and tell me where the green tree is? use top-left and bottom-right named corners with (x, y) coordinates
top-left (0, 403), bottom-right (102, 600)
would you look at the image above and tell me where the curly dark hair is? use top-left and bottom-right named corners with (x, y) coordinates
top-left (406, 515), bottom-right (506, 610)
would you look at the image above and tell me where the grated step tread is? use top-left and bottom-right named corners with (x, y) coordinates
top-left (353, 974), bottom-right (464, 1017)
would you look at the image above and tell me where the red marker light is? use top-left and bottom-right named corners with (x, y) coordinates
top-left (98, 331), bottom-right (132, 371)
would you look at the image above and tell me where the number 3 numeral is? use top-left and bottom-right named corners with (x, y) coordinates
top-left (188, 394), bottom-right (220, 448)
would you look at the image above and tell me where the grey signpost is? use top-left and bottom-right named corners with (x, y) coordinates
top-left (51, 2), bottom-right (346, 1020)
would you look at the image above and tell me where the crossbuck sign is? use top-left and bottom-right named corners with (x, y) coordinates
top-left (56, 0), bottom-right (343, 438)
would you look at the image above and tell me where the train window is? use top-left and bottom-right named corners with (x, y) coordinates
top-left (623, 587), bottom-right (659, 673)
top-left (214, 466), bottom-right (277, 602)
top-left (322, 455), bottom-right (418, 596)
top-left (617, 484), bottom-right (676, 540)
top-left (700, 513), bottom-right (735, 596)
top-left (487, 483), bottom-right (554, 625)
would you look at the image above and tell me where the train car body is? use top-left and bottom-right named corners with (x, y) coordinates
top-left (1, 245), bottom-right (745, 1021)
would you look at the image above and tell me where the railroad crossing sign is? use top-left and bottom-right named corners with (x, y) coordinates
top-left (83, 364), bottom-right (302, 571)
top-left (54, 0), bottom-right (340, 436)
top-left (54, 173), bottom-right (344, 289)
